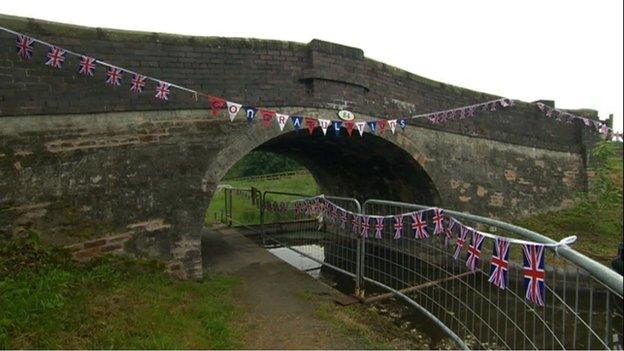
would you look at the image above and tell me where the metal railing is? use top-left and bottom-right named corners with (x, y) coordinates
top-left (218, 189), bottom-right (623, 349)
top-left (361, 198), bottom-right (623, 350)
top-left (221, 187), bottom-right (263, 228)
top-left (259, 191), bottom-right (363, 283)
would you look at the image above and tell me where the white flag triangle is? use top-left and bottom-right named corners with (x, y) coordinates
top-left (226, 101), bottom-right (242, 122)
top-left (388, 119), bottom-right (397, 134)
top-left (355, 121), bottom-right (366, 136)
top-left (276, 113), bottom-right (289, 131)
top-left (318, 119), bottom-right (331, 136)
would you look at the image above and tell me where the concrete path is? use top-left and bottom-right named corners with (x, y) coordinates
top-left (202, 226), bottom-right (368, 349)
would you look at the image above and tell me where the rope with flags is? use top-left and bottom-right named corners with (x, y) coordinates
top-left (262, 195), bottom-right (578, 306)
top-left (0, 25), bottom-right (619, 140)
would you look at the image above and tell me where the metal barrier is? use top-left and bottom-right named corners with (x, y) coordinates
top-left (222, 187), bottom-right (262, 228)
top-left (220, 190), bottom-right (623, 349)
top-left (361, 198), bottom-right (623, 350)
top-left (259, 191), bottom-right (363, 282)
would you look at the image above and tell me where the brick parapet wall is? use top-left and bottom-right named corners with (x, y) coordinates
top-left (0, 14), bottom-right (598, 153)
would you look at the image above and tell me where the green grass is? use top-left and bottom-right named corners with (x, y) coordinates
top-left (0, 233), bottom-right (242, 349)
top-left (516, 141), bottom-right (623, 264)
top-left (205, 171), bottom-right (319, 226)
top-left (516, 200), bottom-right (622, 263)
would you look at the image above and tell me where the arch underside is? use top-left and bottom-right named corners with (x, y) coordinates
top-left (252, 131), bottom-right (441, 206)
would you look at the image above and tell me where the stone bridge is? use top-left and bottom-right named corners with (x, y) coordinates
top-left (0, 14), bottom-right (601, 278)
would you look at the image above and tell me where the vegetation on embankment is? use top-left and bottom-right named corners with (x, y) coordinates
top-left (517, 141), bottom-right (623, 263)
top-left (223, 151), bottom-right (304, 179)
top-left (0, 232), bottom-right (242, 349)
top-left (206, 171), bottom-right (319, 225)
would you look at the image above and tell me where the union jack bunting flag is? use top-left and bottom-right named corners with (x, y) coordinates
top-left (393, 215), bottom-right (404, 239)
top-left (522, 244), bottom-right (546, 306)
top-left (374, 217), bottom-right (384, 239)
top-left (340, 210), bottom-right (347, 229)
top-left (453, 225), bottom-right (470, 259)
top-left (16, 35), bottom-right (35, 60)
top-left (445, 217), bottom-right (458, 247)
top-left (293, 202), bottom-right (300, 216)
top-left (351, 214), bottom-right (361, 234)
top-left (432, 208), bottom-right (445, 235)
top-left (130, 74), bottom-right (146, 93)
top-left (488, 238), bottom-right (510, 289)
top-left (466, 231), bottom-right (486, 271)
top-left (360, 216), bottom-right (370, 238)
top-left (78, 56), bottom-right (96, 76)
top-left (410, 211), bottom-right (429, 239)
top-left (155, 81), bottom-right (171, 100)
top-left (106, 67), bottom-right (123, 86)
top-left (45, 47), bottom-right (66, 69)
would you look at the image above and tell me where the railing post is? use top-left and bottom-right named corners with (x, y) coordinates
top-left (355, 200), bottom-right (365, 299)
top-left (224, 188), bottom-right (230, 225)
top-left (260, 189), bottom-right (265, 242)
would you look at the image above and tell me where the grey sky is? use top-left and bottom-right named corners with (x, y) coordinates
top-left (1, 0), bottom-right (622, 132)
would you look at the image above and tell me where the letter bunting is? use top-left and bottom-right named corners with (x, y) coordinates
top-left (1, 27), bottom-right (615, 138)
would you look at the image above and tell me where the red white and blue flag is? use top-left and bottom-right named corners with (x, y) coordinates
top-left (16, 35), bottom-right (35, 60)
top-left (466, 231), bottom-right (485, 271)
top-left (411, 211), bottom-right (429, 239)
top-left (45, 47), bottom-right (66, 69)
top-left (78, 56), bottom-right (96, 76)
top-left (360, 216), bottom-right (370, 238)
top-left (294, 202), bottom-right (301, 216)
top-left (105, 67), bottom-right (123, 86)
top-left (488, 238), bottom-right (510, 289)
top-left (130, 74), bottom-right (146, 93)
top-left (445, 218), bottom-right (458, 247)
top-left (522, 244), bottom-right (546, 306)
top-left (374, 217), bottom-right (384, 239)
top-left (155, 81), bottom-right (171, 100)
top-left (351, 214), bottom-right (361, 234)
top-left (453, 225), bottom-right (470, 259)
top-left (393, 215), bottom-right (404, 239)
top-left (340, 210), bottom-right (347, 230)
top-left (432, 208), bottom-right (445, 235)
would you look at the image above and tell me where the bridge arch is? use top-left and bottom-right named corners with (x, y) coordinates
top-left (207, 111), bottom-right (441, 205)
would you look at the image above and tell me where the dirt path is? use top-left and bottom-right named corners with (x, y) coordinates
top-left (201, 226), bottom-right (370, 349)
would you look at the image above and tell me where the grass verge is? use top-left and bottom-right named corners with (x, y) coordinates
top-left (0, 233), bottom-right (242, 349)
top-left (205, 171), bottom-right (319, 226)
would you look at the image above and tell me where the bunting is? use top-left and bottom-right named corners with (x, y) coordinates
top-left (1, 27), bottom-right (616, 141)
top-left (374, 217), bottom-right (384, 239)
top-left (466, 231), bottom-right (485, 271)
top-left (78, 56), bottom-right (96, 76)
top-left (411, 211), bottom-right (429, 239)
top-left (130, 74), bottom-right (146, 93)
top-left (208, 96), bottom-right (226, 116)
top-left (489, 238), bottom-right (510, 289)
top-left (16, 34), bottom-right (34, 60)
top-left (276, 113), bottom-right (289, 131)
top-left (289, 195), bottom-right (576, 307)
top-left (522, 244), bottom-right (546, 306)
top-left (432, 208), bottom-right (445, 235)
top-left (227, 102), bottom-right (242, 122)
top-left (393, 215), bottom-right (404, 239)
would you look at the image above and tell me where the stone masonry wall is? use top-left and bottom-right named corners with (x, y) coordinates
top-left (0, 14), bottom-right (597, 279)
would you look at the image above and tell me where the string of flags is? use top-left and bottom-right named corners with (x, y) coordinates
top-left (264, 195), bottom-right (577, 306)
top-left (2, 25), bottom-right (619, 139)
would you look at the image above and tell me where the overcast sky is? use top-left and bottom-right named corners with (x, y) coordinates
top-left (1, 0), bottom-right (622, 132)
